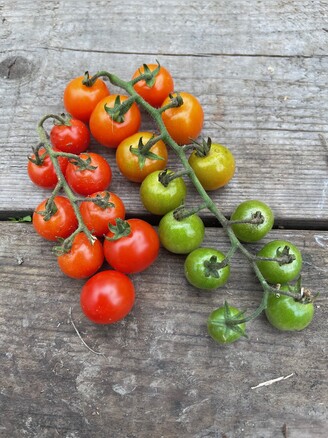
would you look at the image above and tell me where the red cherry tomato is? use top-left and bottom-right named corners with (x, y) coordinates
top-left (63, 75), bottom-right (110, 123)
top-left (33, 196), bottom-right (78, 241)
top-left (103, 219), bottom-right (160, 274)
top-left (50, 118), bottom-right (90, 154)
top-left (132, 63), bottom-right (174, 107)
top-left (80, 191), bottom-right (126, 237)
top-left (57, 232), bottom-right (104, 279)
top-left (65, 152), bottom-right (112, 196)
top-left (80, 270), bottom-right (135, 324)
top-left (89, 94), bottom-right (141, 148)
top-left (27, 147), bottom-right (68, 189)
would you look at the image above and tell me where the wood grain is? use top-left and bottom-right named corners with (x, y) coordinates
top-left (0, 223), bottom-right (327, 437)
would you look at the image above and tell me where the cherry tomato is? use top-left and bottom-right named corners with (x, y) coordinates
top-left (140, 170), bottom-right (187, 215)
top-left (27, 147), bottom-right (68, 189)
top-left (103, 219), bottom-right (160, 274)
top-left (65, 152), bottom-right (112, 196)
top-left (80, 191), bottom-right (126, 237)
top-left (188, 143), bottom-right (235, 191)
top-left (33, 196), bottom-right (78, 241)
top-left (158, 211), bottom-right (205, 254)
top-left (184, 248), bottom-right (230, 290)
top-left (161, 92), bottom-right (204, 145)
top-left (89, 94), bottom-right (141, 148)
top-left (57, 232), bottom-right (104, 279)
top-left (80, 270), bottom-right (135, 324)
top-left (265, 286), bottom-right (314, 331)
top-left (50, 117), bottom-right (90, 154)
top-left (132, 63), bottom-right (174, 107)
top-left (256, 240), bottom-right (302, 284)
top-left (230, 200), bottom-right (274, 242)
top-left (63, 75), bottom-right (110, 123)
top-left (207, 304), bottom-right (246, 344)
top-left (116, 132), bottom-right (168, 183)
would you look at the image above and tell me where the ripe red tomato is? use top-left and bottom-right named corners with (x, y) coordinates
top-left (80, 270), bottom-right (135, 324)
top-left (50, 118), bottom-right (90, 154)
top-left (89, 94), bottom-right (141, 148)
top-left (79, 191), bottom-right (126, 237)
top-left (161, 92), bottom-right (204, 145)
top-left (65, 152), bottom-right (112, 196)
top-left (132, 63), bottom-right (174, 107)
top-left (27, 147), bottom-right (68, 189)
top-left (33, 196), bottom-right (78, 241)
top-left (116, 131), bottom-right (168, 183)
top-left (57, 232), bottom-right (104, 279)
top-left (103, 219), bottom-right (160, 274)
top-left (63, 75), bottom-right (110, 123)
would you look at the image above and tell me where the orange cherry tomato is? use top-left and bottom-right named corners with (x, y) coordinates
top-left (89, 94), bottom-right (141, 148)
top-left (116, 131), bottom-right (168, 183)
top-left (161, 92), bottom-right (204, 145)
top-left (63, 75), bottom-right (110, 123)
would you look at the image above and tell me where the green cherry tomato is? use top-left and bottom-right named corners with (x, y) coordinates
top-left (256, 240), bottom-right (302, 284)
top-left (184, 248), bottom-right (230, 290)
top-left (158, 210), bottom-right (205, 254)
top-left (230, 200), bottom-right (274, 242)
top-left (265, 286), bottom-right (314, 331)
top-left (207, 304), bottom-right (246, 344)
top-left (140, 170), bottom-right (187, 215)
top-left (188, 143), bottom-right (235, 191)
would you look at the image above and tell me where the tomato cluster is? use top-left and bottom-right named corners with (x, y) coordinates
top-left (28, 62), bottom-right (314, 345)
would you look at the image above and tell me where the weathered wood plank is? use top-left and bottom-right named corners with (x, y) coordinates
top-left (1, 223), bottom-right (327, 437)
top-left (0, 1), bottom-right (328, 224)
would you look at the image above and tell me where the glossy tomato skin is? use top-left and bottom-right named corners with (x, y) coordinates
top-left (161, 92), bottom-right (204, 145)
top-left (188, 143), bottom-right (235, 191)
top-left (27, 147), bottom-right (68, 189)
top-left (158, 211), bottom-right (205, 254)
top-left (184, 248), bottom-right (230, 290)
top-left (50, 118), bottom-right (90, 154)
top-left (80, 270), bottom-right (135, 324)
top-left (132, 64), bottom-right (174, 107)
top-left (33, 196), bottom-right (78, 241)
top-left (230, 200), bottom-right (274, 242)
top-left (103, 219), bottom-right (160, 274)
top-left (63, 75), bottom-right (110, 123)
top-left (116, 132), bottom-right (168, 183)
top-left (140, 170), bottom-right (186, 215)
top-left (65, 152), bottom-right (112, 196)
top-left (89, 94), bottom-right (141, 148)
top-left (207, 305), bottom-right (246, 344)
top-left (80, 191), bottom-right (126, 237)
top-left (57, 232), bottom-right (104, 279)
top-left (256, 240), bottom-right (302, 284)
top-left (265, 287), bottom-right (314, 331)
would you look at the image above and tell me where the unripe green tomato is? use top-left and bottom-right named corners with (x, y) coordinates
top-left (230, 200), bottom-right (274, 242)
top-left (256, 240), bottom-right (302, 284)
top-left (184, 248), bottom-right (230, 290)
top-left (140, 170), bottom-right (187, 215)
top-left (158, 211), bottom-right (205, 254)
top-left (265, 286), bottom-right (314, 331)
top-left (207, 305), bottom-right (246, 344)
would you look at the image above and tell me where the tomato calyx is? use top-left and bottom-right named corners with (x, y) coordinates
top-left (256, 245), bottom-right (296, 266)
top-left (36, 198), bottom-right (58, 221)
top-left (210, 302), bottom-right (247, 336)
top-left (203, 255), bottom-right (229, 278)
top-left (187, 137), bottom-right (212, 157)
top-left (81, 71), bottom-right (96, 87)
top-left (28, 143), bottom-right (47, 165)
top-left (105, 218), bottom-right (131, 241)
top-left (133, 62), bottom-right (161, 88)
top-left (104, 95), bottom-right (137, 123)
top-left (86, 191), bottom-right (115, 210)
top-left (159, 92), bottom-right (184, 114)
top-left (158, 169), bottom-right (189, 187)
top-left (68, 154), bottom-right (98, 171)
top-left (173, 203), bottom-right (207, 221)
top-left (129, 135), bottom-right (165, 170)
top-left (52, 112), bottom-right (72, 127)
top-left (228, 210), bottom-right (265, 226)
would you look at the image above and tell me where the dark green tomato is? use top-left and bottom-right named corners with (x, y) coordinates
top-left (265, 286), bottom-right (314, 331)
top-left (184, 247), bottom-right (230, 290)
top-left (256, 240), bottom-right (302, 284)
top-left (230, 200), bottom-right (274, 242)
top-left (140, 170), bottom-right (187, 215)
top-left (207, 305), bottom-right (246, 344)
top-left (158, 211), bottom-right (205, 254)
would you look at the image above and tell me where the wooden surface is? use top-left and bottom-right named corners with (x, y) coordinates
top-left (1, 0), bottom-right (328, 437)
